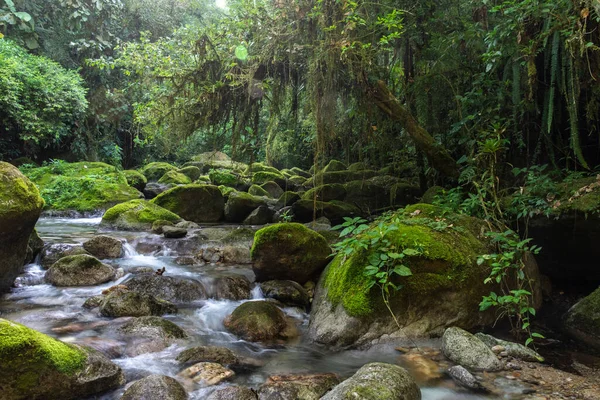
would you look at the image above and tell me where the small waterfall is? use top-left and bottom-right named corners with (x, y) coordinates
top-left (251, 285), bottom-right (264, 299)
top-left (122, 241), bottom-right (139, 258)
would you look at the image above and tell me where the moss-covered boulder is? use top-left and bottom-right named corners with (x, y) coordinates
top-left (123, 273), bottom-right (207, 303)
top-left (178, 165), bottom-right (202, 181)
top-left (151, 184), bottom-right (224, 223)
top-left (139, 162), bottom-right (179, 181)
top-left (40, 243), bottom-right (89, 269)
top-left (565, 286), bottom-right (600, 349)
top-left (303, 184), bottom-right (347, 202)
top-left (101, 199), bottom-right (181, 231)
top-left (260, 181), bottom-right (284, 198)
top-left (218, 185), bottom-right (237, 199)
top-left (308, 204), bottom-right (542, 347)
top-left (289, 175), bottom-right (307, 186)
top-left (0, 162), bottom-right (44, 292)
top-left (243, 205), bottom-right (274, 225)
top-left (278, 191), bottom-right (300, 207)
top-left (390, 182), bottom-right (422, 206)
top-left (209, 169), bottom-right (244, 188)
top-left (223, 301), bottom-right (290, 342)
top-left (123, 170), bottom-right (147, 192)
top-left (258, 373), bottom-right (340, 400)
top-left (322, 160), bottom-right (348, 173)
top-left (21, 161), bottom-right (142, 213)
top-left (248, 184), bottom-right (270, 197)
top-left (343, 179), bottom-right (391, 211)
top-left (292, 199), bottom-right (362, 224)
top-left (99, 288), bottom-right (178, 317)
top-left (45, 255), bottom-right (116, 287)
top-left (290, 167), bottom-right (311, 178)
top-left (310, 170), bottom-right (378, 185)
top-left (121, 375), bottom-right (187, 400)
top-left (251, 171), bottom-right (287, 187)
top-left (82, 235), bottom-right (123, 259)
top-left (0, 319), bottom-right (124, 400)
top-left (225, 192), bottom-right (268, 222)
top-left (158, 170), bottom-right (192, 185)
top-left (348, 162), bottom-right (369, 172)
top-left (245, 162), bottom-right (281, 175)
top-left (251, 223), bottom-right (331, 284)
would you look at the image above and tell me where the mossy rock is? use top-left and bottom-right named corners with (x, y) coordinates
top-left (177, 346), bottom-right (239, 366)
top-left (223, 301), bottom-right (289, 342)
top-left (45, 254), bottom-right (116, 287)
top-left (158, 170), bottom-right (192, 185)
top-left (251, 171), bottom-right (287, 186)
top-left (288, 175), bottom-right (307, 186)
top-left (197, 175), bottom-right (211, 183)
top-left (82, 235), bottom-right (123, 259)
top-left (0, 318), bottom-right (124, 400)
top-left (151, 184), bottom-right (224, 223)
top-left (278, 191), bottom-right (300, 207)
top-left (101, 199), bottom-right (182, 231)
top-left (290, 167), bottom-right (311, 178)
top-left (123, 273), bottom-right (206, 303)
top-left (0, 162), bottom-right (44, 293)
top-left (225, 191), bottom-right (267, 222)
top-left (21, 161), bottom-right (142, 212)
top-left (209, 169), bottom-right (244, 188)
top-left (565, 286), bottom-right (600, 349)
top-left (310, 170), bottom-right (378, 185)
top-left (260, 181), bottom-right (284, 198)
top-left (218, 185), bottom-right (236, 199)
top-left (303, 183), bottom-right (347, 202)
top-left (343, 180), bottom-right (388, 211)
top-left (421, 185), bottom-right (445, 204)
top-left (121, 374), bottom-right (187, 400)
top-left (348, 162), bottom-right (369, 171)
top-left (139, 162), bottom-right (179, 182)
top-left (390, 183), bottom-right (421, 206)
top-left (119, 316), bottom-right (188, 340)
top-left (123, 170), bottom-right (147, 191)
top-left (322, 159), bottom-right (347, 173)
top-left (292, 199), bottom-right (362, 224)
top-left (245, 162), bottom-right (281, 175)
top-left (192, 151), bottom-right (232, 163)
top-left (99, 289), bottom-right (178, 317)
top-left (248, 184), bottom-right (270, 197)
top-left (251, 223), bottom-right (331, 284)
top-left (178, 166), bottom-right (202, 181)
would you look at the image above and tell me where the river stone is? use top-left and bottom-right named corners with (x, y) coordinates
top-left (163, 226), bottom-right (188, 238)
top-left (441, 327), bottom-right (503, 371)
top-left (447, 365), bottom-right (487, 392)
top-left (257, 373), bottom-right (340, 400)
top-left (225, 192), bottom-right (268, 222)
top-left (119, 316), bottom-right (188, 356)
top-left (151, 184), bottom-right (224, 223)
top-left (259, 280), bottom-right (310, 308)
top-left (0, 163), bottom-right (44, 292)
top-left (177, 346), bottom-right (239, 366)
top-left (474, 332), bottom-right (544, 362)
top-left (101, 199), bottom-right (182, 231)
top-left (178, 362), bottom-right (234, 386)
top-left (207, 386), bottom-right (257, 400)
top-left (99, 289), bottom-right (178, 317)
top-left (213, 275), bottom-right (252, 300)
top-left (45, 255), bottom-right (116, 287)
top-left (260, 181), bottom-right (284, 198)
top-left (123, 274), bottom-right (206, 303)
top-left (251, 223), bottom-right (330, 284)
top-left (565, 286), bottom-right (600, 350)
top-left (0, 318), bottom-right (124, 400)
top-left (121, 374), bottom-right (187, 400)
top-left (321, 362), bottom-right (421, 400)
top-left (40, 243), bottom-right (90, 269)
top-left (223, 301), bottom-right (289, 342)
top-left (243, 205), bottom-right (274, 225)
top-left (140, 162), bottom-right (179, 181)
top-left (83, 235), bottom-right (124, 259)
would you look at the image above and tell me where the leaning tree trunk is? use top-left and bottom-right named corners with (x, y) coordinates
top-left (369, 80), bottom-right (459, 178)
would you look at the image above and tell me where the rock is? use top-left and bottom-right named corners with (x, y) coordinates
top-left (292, 199), bottom-right (362, 224)
top-left (25, 229), bottom-right (44, 263)
top-left (441, 327), bottom-right (503, 371)
top-left (278, 191), bottom-right (301, 207)
top-left (178, 165), bottom-right (202, 181)
top-left (321, 362), bottom-right (420, 400)
top-left (258, 373), bottom-right (340, 400)
top-left (447, 365), bottom-right (487, 392)
top-left (207, 386), bottom-right (257, 400)
top-left (140, 162), bottom-right (179, 181)
top-left (565, 286), bottom-right (600, 350)
top-left (225, 192), bottom-right (268, 222)
top-left (399, 353), bottom-right (442, 382)
top-left (158, 170), bottom-right (193, 185)
top-left (200, 247), bottom-right (223, 263)
top-left (209, 169), bottom-right (245, 188)
top-left (421, 186), bottom-right (445, 204)
top-left (260, 181), bottom-right (284, 198)
top-left (177, 346), bottom-right (239, 366)
top-left (45, 255), bottom-right (116, 286)
top-left (152, 219), bottom-right (174, 233)
top-left (251, 223), bottom-right (330, 284)
top-left (322, 160), bottom-right (348, 173)
top-left (309, 170), bottom-right (378, 185)
top-left (164, 226), bottom-right (188, 238)
top-left (249, 184), bottom-right (270, 197)
top-left (475, 333), bottom-right (544, 362)
top-left (0, 162), bottom-right (44, 292)
top-left (123, 274), bottom-right (206, 303)
top-left (123, 170), bottom-right (148, 192)
top-left (0, 318), bottom-right (124, 400)
top-left (222, 246), bottom-right (252, 264)
top-left (290, 167), bottom-right (311, 178)
top-left (119, 316), bottom-right (187, 356)
top-left (151, 184), bottom-right (224, 223)
top-left (302, 184), bottom-right (347, 202)
top-left (251, 171), bottom-right (287, 187)
top-left (40, 243), bottom-right (89, 269)
top-left (121, 375), bottom-right (187, 400)
top-left (212, 275), bottom-right (252, 300)
top-left (176, 220), bottom-right (201, 229)
top-left (99, 289), bottom-right (177, 317)
top-left (223, 301), bottom-right (290, 342)
top-left (101, 199), bottom-right (182, 231)
top-left (143, 182), bottom-right (173, 199)
top-left (83, 295), bottom-right (104, 309)
top-left (348, 162), bottom-right (369, 171)
top-left (243, 206), bottom-right (274, 225)
top-left (259, 280), bottom-right (310, 308)
top-left (178, 362), bottom-right (234, 386)
top-left (83, 235), bottom-right (124, 259)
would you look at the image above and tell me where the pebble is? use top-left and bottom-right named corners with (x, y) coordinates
top-left (492, 345), bottom-right (506, 354)
top-left (506, 362), bottom-right (522, 370)
top-left (500, 351), bottom-right (509, 357)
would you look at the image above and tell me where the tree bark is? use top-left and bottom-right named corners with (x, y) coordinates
top-left (369, 80), bottom-right (460, 178)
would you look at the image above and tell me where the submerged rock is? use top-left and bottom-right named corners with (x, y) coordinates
top-left (151, 184), bottom-right (224, 223)
top-left (251, 223), bottom-right (331, 284)
top-left (0, 318), bottom-right (124, 400)
top-left (258, 373), bottom-right (340, 400)
top-left (99, 289), bottom-right (178, 317)
top-left (83, 235), bottom-right (124, 259)
top-left (177, 346), bottom-right (239, 366)
top-left (223, 301), bottom-right (291, 342)
top-left (441, 327), bottom-right (503, 371)
top-left (121, 374), bottom-right (187, 400)
top-left (124, 274), bottom-right (206, 303)
top-left (101, 199), bottom-right (182, 231)
top-left (447, 365), bottom-right (487, 392)
top-left (207, 386), bottom-right (257, 400)
top-left (0, 162), bottom-right (44, 293)
top-left (178, 362), bottom-right (234, 386)
top-left (321, 362), bottom-right (420, 400)
top-left (45, 255), bottom-right (116, 287)
top-left (565, 286), bottom-right (600, 349)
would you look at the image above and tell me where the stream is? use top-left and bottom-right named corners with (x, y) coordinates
top-left (0, 217), bottom-right (510, 399)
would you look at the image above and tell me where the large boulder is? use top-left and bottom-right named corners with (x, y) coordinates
top-left (441, 327), bottom-right (503, 371)
top-left (123, 170), bottom-right (147, 192)
top-left (209, 169), bottom-right (245, 188)
top-left (223, 301), bottom-right (291, 342)
top-left (308, 204), bottom-right (542, 347)
top-left (178, 166), bottom-right (202, 181)
top-left (303, 184), bottom-right (347, 202)
top-left (322, 160), bottom-right (348, 173)
top-left (139, 162), bottom-right (179, 181)
top-left (321, 363), bottom-right (420, 400)
top-left (309, 170), bottom-right (378, 185)
top-left (292, 199), bottom-right (362, 224)
top-left (260, 181), bottom-right (284, 198)
top-left (0, 162), bottom-right (44, 292)
top-left (121, 375), bottom-right (187, 400)
top-left (158, 170), bottom-right (192, 185)
top-left (100, 199), bottom-right (181, 230)
top-left (123, 274), bottom-right (206, 303)
top-left (243, 206), bottom-right (274, 225)
top-left (0, 318), bottom-right (124, 400)
top-left (565, 286), bottom-right (600, 349)
top-left (40, 243), bottom-right (89, 269)
top-left (258, 373), bottom-right (340, 400)
top-left (251, 223), bottom-right (331, 284)
top-left (151, 184), bottom-right (224, 223)
top-left (99, 289), bottom-right (177, 317)
top-left (83, 235), bottom-right (124, 259)
top-left (45, 255), bottom-right (116, 287)
top-left (225, 192), bottom-right (268, 222)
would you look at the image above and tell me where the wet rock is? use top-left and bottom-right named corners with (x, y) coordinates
top-left (83, 235), bottom-right (124, 259)
top-left (207, 386), bottom-right (257, 400)
top-left (99, 289), bottom-right (178, 317)
top-left (251, 223), bottom-right (330, 284)
top-left (441, 327), bottom-right (503, 371)
top-left (151, 184), bottom-right (224, 223)
top-left (40, 243), bottom-right (89, 269)
top-left (101, 199), bottom-right (181, 231)
top-left (143, 182), bottom-right (172, 199)
top-left (0, 318), bottom-right (124, 400)
top-left (176, 221), bottom-right (201, 229)
top-left (178, 362), bottom-right (234, 386)
top-left (119, 316), bottom-right (187, 356)
top-left (200, 247), bottom-right (223, 263)
top-left (224, 301), bottom-right (291, 342)
top-left (259, 280), bottom-right (310, 308)
top-left (321, 362), bottom-right (420, 400)
top-left (83, 295), bottom-right (104, 309)
top-left (152, 219), bottom-right (174, 234)
top-left (177, 346), bottom-right (239, 366)
top-left (447, 365), bottom-right (487, 392)
top-left (475, 333), bottom-right (544, 362)
top-left (121, 374), bottom-right (187, 400)
top-left (225, 192), bottom-right (268, 222)
top-left (25, 229), bottom-right (44, 264)
top-left (565, 286), bottom-right (600, 350)
top-left (243, 206), bottom-right (274, 225)
top-left (46, 254), bottom-right (116, 287)
top-left (222, 246), bottom-right (252, 264)
top-left (258, 373), bottom-right (340, 400)
top-left (123, 274), bottom-right (206, 303)
top-left (164, 226), bottom-right (188, 238)
top-left (213, 275), bottom-right (252, 300)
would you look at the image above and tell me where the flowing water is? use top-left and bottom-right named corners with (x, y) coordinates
top-left (0, 217), bottom-right (507, 399)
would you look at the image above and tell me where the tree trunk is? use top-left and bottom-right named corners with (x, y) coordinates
top-left (369, 80), bottom-right (460, 178)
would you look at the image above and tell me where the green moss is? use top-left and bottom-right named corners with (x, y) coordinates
top-left (348, 162), bottom-right (368, 172)
top-left (290, 167), bottom-right (311, 178)
top-left (278, 191), bottom-right (300, 207)
top-left (245, 162), bottom-right (281, 175)
top-left (311, 170), bottom-right (378, 185)
top-left (0, 319), bottom-right (86, 375)
top-left (210, 169), bottom-right (242, 187)
top-left (218, 185), bottom-right (236, 197)
top-left (567, 287), bottom-right (600, 333)
top-left (303, 184), bottom-right (347, 202)
top-left (123, 170), bottom-right (147, 191)
top-left (197, 175), bottom-right (211, 183)
top-left (158, 170), bottom-right (192, 185)
top-left (102, 199), bottom-right (181, 229)
top-left (251, 171), bottom-right (286, 185)
top-left (151, 184), bottom-right (224, 223)
top-left (178, 166), bottom-right (202, 181)
top-left (289, 175), bottom-right (307, 185)
top-left (322, 160), bottom-right (348, 173)
top-left (249, 184), bottom-right (270, 197)
top-left (0, 162), bottom-right (44, 222)
top-left (139, 162), bottom-right (178, 181)
top-left (250, 222), bottom-right (328, 259)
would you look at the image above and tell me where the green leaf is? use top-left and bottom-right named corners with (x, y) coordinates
top-left (531, 332), bottom-right (545, 339)
top-left (402, 248), bottom-right (420, 256)
top-left (235, 45), bottom-right (248, 60)
top-left (525, 338), bottom-right (533, 347)
top-left (14, 11), bottom-right (31, 22)
top-left (392, 265), bottom-right (412, 276)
